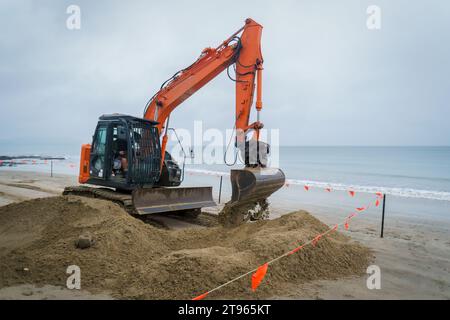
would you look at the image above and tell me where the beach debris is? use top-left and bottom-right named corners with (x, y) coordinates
top-left (22, 290), bottom-right (33, 297)
top-left (75, 232), bottom-right (95, 249)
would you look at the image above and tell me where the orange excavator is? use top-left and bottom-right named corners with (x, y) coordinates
top-left (64, 18), bottom-right (285, 226)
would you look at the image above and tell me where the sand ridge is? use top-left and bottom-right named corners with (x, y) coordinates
top-left (0, 195), bottom-right (372, 299)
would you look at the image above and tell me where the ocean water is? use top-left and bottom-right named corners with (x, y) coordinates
top-left (2, 146), bottom-right (450, 199)
top-left (185, 146), bottom-right (450, 201)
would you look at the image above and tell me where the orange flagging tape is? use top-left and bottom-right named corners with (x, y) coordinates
top-left (312, 234), bottom-right (322, 246)
top-left (288, 244), bottom-right (304, 255)
top-left (192, 292), bottom-right (209, 300)
top-left (191, 192), bottom-right (381, 299)
top-left (251, 263), bottom-right (269, 292)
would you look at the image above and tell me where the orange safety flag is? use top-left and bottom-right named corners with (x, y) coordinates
top-left (251, 263), bottom-right (269, 292)
top-left (304, 185), bottom-right (310, 191)
top-left (192, 292), bottom-right (209, 300)
top-left (312, 234), bottom-right (322, 246)
top-left (375, 199), bottom-right (380, 207)
top-left (348, 190), bottom-right (355, 197)
top-left (289, 244), bottom-right (304, 255)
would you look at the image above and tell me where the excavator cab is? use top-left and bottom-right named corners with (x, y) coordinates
top-left (74, 114), bottom-right (215, 216)
top-left (83, 114), bottom-right (164, 190)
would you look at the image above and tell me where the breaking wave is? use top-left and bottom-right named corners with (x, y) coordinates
top-left (185, 168), bottom-right (450, 201)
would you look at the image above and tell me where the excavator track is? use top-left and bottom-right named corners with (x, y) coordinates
top-left (63, 186), bottom-right (137, 215)
top-left (63, 186), bottom-right (218, 229)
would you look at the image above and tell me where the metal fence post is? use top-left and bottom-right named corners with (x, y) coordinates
top-left (218, 176), bottom-right (223, 204)
top-left (380, 194), bottom-right (386, 238)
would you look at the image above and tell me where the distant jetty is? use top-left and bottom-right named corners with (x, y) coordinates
top-left (0, 156), bottom-right (66, 161)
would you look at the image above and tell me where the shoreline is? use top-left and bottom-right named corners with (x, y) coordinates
top-left (0, 170), bottom-right (449, 299)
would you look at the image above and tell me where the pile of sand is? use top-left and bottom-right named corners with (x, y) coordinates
top-left (0, 196), bottom-right (372, 299)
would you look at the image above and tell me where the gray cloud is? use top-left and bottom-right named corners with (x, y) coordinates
top-left (1, 0), bottom-right (449, 155)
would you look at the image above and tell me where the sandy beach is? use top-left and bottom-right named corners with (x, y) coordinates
top-left (0, 170), bottom-right (449, 299)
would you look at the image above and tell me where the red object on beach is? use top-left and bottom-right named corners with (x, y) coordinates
top-left (252, 263), bottom-right (269, 291)
top-left (375, 199), bottom-right (380, 207)
top-left (347, 213), bottom-right (357, 220)
top-left (289, 244), bottom-right (304, 255)
top-left (344, 222), bottom-right (349, 230)
top-left (356, 207), bottom-right (365, 211)
top-left (192, 292), bottom-right (209, 300)
top-left (304, 185), bottom-right (309, 191)
top-left (312, 234), bottom-right (322, 246)
top-left (349, 190), bottom-right (355, 197)
top-left (376, 192), bottom-right (383, 197)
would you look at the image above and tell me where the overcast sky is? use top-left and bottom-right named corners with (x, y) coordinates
top-left (1, 0), bottom-right (449, 154)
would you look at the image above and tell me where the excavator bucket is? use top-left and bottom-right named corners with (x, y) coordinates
top-left (132, 186), bottom-right (216, 215)
top-left (230, 168), bottom-right (285, 203)
top-left (219, 167), bottom-right (285, 226)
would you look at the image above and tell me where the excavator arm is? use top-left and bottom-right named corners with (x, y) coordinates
top-left (143, 18), bottom-right (265, 167)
